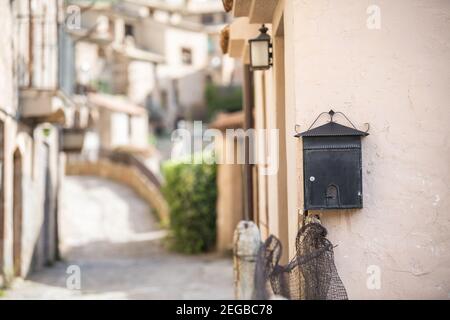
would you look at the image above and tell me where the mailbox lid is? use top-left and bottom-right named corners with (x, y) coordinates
top-left (295, 121), bottom-right (369, 138)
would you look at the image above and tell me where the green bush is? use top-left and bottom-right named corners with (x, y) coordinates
top-left (205, 83), bottom-right (242, 119)
top-left (162, 155), bottom-right (217, 254)
top-left (91, 79), bottom-right (112, 94)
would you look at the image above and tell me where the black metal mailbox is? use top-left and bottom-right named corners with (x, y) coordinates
top-left (295, 110), bottom-right (369, 210)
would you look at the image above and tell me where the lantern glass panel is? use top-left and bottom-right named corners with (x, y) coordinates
top-left (250, 40), bottom-right (269, 68)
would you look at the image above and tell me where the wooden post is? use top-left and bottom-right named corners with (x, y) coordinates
top-left (243, 64), bottom-right (254, 221)
top-left (233, 221), bottom-right (261, 300)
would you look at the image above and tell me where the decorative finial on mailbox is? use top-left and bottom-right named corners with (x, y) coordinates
top-left (295, 110), bottom-right (369, 137)
top-left (329, 110), bottom-right (335, 122)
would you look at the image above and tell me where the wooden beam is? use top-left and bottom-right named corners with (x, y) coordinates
top-left (249, 0), bottom-right (280, 24)
top-left (233, 0), bottom-right (252, 18)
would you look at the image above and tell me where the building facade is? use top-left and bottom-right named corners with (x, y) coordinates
top-left (70, 0), bottom-right (240, 133)
top-left (0, 0), bottom-right (73, 285)
top-left (226, 0), bottom-right (450, 299)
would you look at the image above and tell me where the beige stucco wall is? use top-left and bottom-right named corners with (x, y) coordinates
top-left (251, 11), bottom-right (293, 264)
top-left (283, 0), bottom-right (450, 299)
top-left (215, 134), bottom-right (245, 252)
top-left (253, 71), bottom-right (269, 240)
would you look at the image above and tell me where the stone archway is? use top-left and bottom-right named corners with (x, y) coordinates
top-left (66, 157), bottom-right (169, 225)
top-left (13, 148), bottom-right (23, 277)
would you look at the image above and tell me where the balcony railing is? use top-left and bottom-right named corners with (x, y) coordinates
top-left (15, 1), bottom-right (59, 90)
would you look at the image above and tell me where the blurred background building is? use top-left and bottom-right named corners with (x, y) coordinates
top-left (1, 0), bottom-right (70, 284)
top-left (70, 0), bottom-right (242, 135)
top-left (0, 0), bottom-right (242, 289)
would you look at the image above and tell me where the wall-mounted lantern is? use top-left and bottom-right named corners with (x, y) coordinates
top-left (295, 110), bottom-right (369, 210)
top-left (249, 24), bottom-right (272, 70)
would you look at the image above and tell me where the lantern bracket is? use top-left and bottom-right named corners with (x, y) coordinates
top-left (260, 24), bottom-right (273, 67)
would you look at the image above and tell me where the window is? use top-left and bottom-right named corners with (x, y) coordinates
top-left (160, 90), bottom-right (168, 110)
top-left (128, 115), bottom-right (133, 141)
top-left (181, 47), bottom-right (192, 65)
top-left (222, 13), bottom-right (229, 23)
top-left (173, 79), bottom-right (180, 106)
top-left (98, 47), bottom-right (106, 58)
top-left (125, 23), bottom-right (134, 37)
top-left (208, 37), bottom-right (215, 54)
top-left (201, 14), bottom-right (214, 25)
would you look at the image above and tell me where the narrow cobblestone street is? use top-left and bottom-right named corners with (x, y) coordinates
top-left (2, 176), bottom-right (233, 300)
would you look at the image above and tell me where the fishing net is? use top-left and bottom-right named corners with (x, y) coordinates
top-left (254, 222), bottom-right (348, 300)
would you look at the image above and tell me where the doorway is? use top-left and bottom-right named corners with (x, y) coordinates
top-left (42, 142), bottom-right (52, 265)
top-left (13, 148), bottom-right (23, 277)
top-left (33, 142), bottom-right (54, 271)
